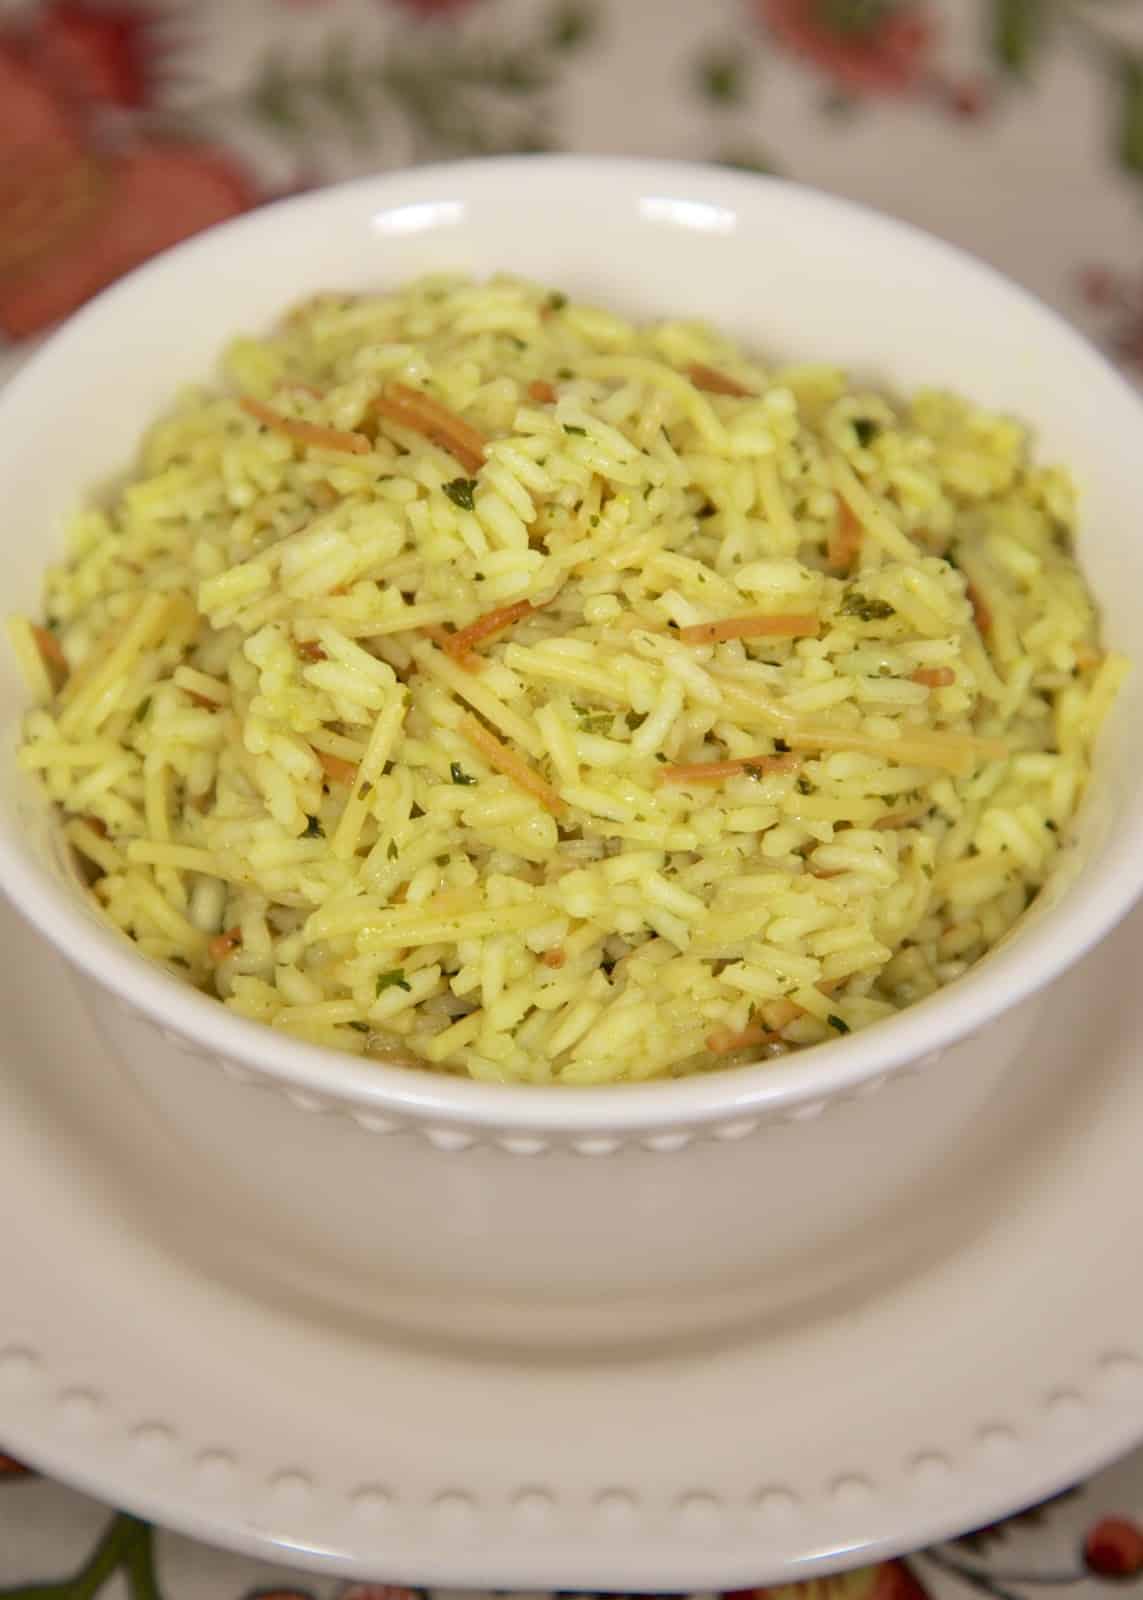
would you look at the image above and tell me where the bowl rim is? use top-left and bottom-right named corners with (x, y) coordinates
top-left (3, 152), bottom-right (1143, 1133)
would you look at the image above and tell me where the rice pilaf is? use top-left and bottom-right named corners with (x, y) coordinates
top-left (9, 275), bottom-right (1125, 1083)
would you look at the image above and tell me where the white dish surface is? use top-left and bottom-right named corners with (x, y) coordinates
top-left (3, 887), bottom-right (1143, 1588)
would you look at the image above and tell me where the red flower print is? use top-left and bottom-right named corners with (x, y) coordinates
top-left (0, 1452), bottom-right (31, 1476)
top-left (1074, 263), bottom-right (1143, 373)
top-left (0, 140), bottom-right (254, 339)
top-left (339, 1587), bottom-right (427, 1600)
top-left (0, 43), bottom-right (89, 287)
top-left (1079, 264), bottom-right (1123, 311)
top-left (943, 75), bottom-right (991, 119)
top-left (871, 1560), bottom-right (934, 1600)
top-left (383, 0), bottom-right (483, 14)
top-left (0, 38), bottom-right (78, 150)
top-left (244, 1590), bottom-right (317, 1600)
top-left (38, 2), bottom-right (157, 110)
top-left (1085, 1517), bottom-right (1143, 1579)
top-left (0, 6), bottom-right (254, 339)
top-left (727, 1558), bottom-right (932, 1600)
top-left (760, 0), bottom-right (935, 96)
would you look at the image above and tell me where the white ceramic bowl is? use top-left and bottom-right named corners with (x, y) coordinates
top-left (2, 157), bottom-right (1142, 1348)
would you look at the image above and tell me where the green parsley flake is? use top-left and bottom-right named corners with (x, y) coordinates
top-left (450, 762), bottom-right (477, 786)
top-left (443, 478), bottom-right (478, 511)
top-left (377, 969), bottom-right (412, 995)
top-left (840, 592), bottom-right (896, 622)
top-left (303, 814), bottom-right (324, 838)
top-left (827, 1014), bottom-right (851, 1035)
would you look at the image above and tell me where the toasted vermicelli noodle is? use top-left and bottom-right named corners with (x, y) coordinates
top-left (9, 275), bottom-right (1126, 1083)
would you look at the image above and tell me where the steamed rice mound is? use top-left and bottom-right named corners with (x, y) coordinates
top-left (11, 275), bottom-right (1125, 1084)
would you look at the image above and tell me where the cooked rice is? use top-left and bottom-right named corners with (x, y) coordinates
top-left (9, 275), bottom-right (1126, 1083)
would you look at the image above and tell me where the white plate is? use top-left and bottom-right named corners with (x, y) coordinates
top-left (4, 884), bottom-right (1143, 1591)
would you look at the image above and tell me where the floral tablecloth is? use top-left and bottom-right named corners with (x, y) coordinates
top-left (5, 0), bottom-right (1143, 1592)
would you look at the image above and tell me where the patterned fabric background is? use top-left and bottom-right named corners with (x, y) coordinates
top-left (5, 1453), bottom-right (1143, 1598)
top-left (5, 0), bottom-right (1143, 1591)
top-left (2, 0), bottom-right (1143, 370)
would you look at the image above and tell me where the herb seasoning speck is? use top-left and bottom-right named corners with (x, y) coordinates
top-left (840, 592), bottom-right (896, 622)
top-left (443, 478), bottom-right (478, 511)
top-left (377, 969), bottom-right (412, 995)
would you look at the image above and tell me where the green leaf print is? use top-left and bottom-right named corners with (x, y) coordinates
top-left (548, 1), bottom-right (596, 51)
top-left (0, 1514), bottom-right (165, 1600)
top-left (716, 146), bottom-right (781, 176)
top-left (696, 49), bottom-right (748, 105)
top-left (990, 0), bottom-right (1046, 77)
top-left (1119, 54), bottom-right (1143, 175)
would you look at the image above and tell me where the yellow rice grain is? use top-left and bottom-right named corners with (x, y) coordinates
top-left (12, 274), bottom-right (1123, 1083)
